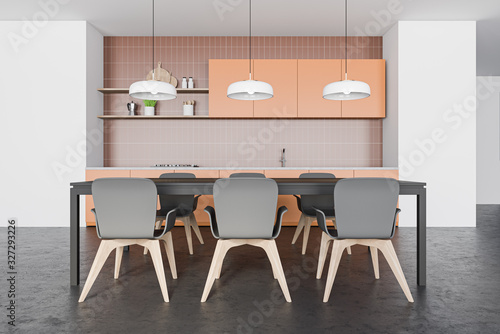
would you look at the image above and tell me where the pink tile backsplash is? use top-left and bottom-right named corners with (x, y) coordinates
top-left (103, 36), bottom-right (383, 167)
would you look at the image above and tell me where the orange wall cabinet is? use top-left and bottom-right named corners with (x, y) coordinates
top-left (85, 169), bottom-right (131, 225)
top-left (298, 60), bottom-right (342, 118)
top-left (253, 60), bottom-right (298, 118)
top-left (341, 59), bottom-right (386, 118)
top-left (209, 59), bottom-right (254, 118)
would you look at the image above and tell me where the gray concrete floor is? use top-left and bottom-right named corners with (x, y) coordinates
top-left (1, 205), bottom-right (500, 333)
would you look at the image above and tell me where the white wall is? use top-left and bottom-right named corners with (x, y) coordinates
top-left (477, 76), bottom-right (500, 203)
top-left (86, 23), bottom-right (104, 167)
top-left (383, 24), bottom-right (399, 167)
top-left (396, 21), bottom-right (476, 227)
top-left (0, 21), bottom-right (102, 227)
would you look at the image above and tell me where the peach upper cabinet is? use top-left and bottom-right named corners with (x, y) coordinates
top-left (253, 59), bottom-right (298, 118)
top-left (209, 59), bottom-right (254, 118)
top-left (341, 59), bottom-right (386, 118)
top-left (298, 59), bottom-right (342, 118)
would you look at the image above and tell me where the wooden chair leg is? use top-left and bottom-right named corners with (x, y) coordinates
top-left (144, 218), bottom-right (164, 255)
top-left (215, 242), bottom-right (232, 279)
top-left (301, 217), bottom-right (313, 255)
top-left (379, 240), bottom-right (414, 303)
top-left (316, 232), bottom-right (332, 279)
top-left (180, 217), bottom-right (194, 255)
top-left (79, 240), bottom-right (116, 302)
top-left (201, 240), bottom-right (225, 302)
top-left (260, 240), bottom-right (292, 302)
top-left (370, 246), bottom-right (379, 279)
top-left (162, 232), bottom-right (177, 279)
top-left (114, 246), bottom-right (124, 279)
top-left (189, 213), bottom-right (205, 245)
top-left (291, 214), bottom-right (306, 245)
top-left (141, 240), bottom-right (169, 302)
top-left (323, 240), bottom-right (347, 303)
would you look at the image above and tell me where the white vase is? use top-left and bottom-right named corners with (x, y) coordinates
top-left (145, 106), bottom-right (155, 116)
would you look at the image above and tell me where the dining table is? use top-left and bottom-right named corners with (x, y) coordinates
top-left (69, 178), bottom-right (427, 286)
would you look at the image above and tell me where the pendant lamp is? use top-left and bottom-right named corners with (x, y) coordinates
top-left (323, 0), bottom-right (370, 100)
top-left (227, 0), bottom-right (273, 100)
top-left (129, 0), bottom-right (177, 100)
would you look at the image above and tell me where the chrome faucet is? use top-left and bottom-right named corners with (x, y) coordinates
top-left (280, 148), bottom-right (286, 167)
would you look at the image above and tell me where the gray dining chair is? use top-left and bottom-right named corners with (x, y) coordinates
top-left (144, 173), bottom-right (204, 255)
top-left (229, 172), bottom-right (266, 178)
top-left (292, 173), bottom-right (351, 255)
top-left (201, 177), bottom-right (291, 303)
top-left (79, 178), bottom-right (178, 303)
top-left (315, 178), bottom-right (413, 303)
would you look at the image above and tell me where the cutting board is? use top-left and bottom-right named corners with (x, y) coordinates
top-left (146, 62), bottom-right (178, 87)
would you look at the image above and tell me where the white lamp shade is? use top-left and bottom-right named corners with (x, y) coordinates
top-left (323, 80), bottom-right (371, 100)
top-left (227, 79), bottom-right (273, 100)
top-left (129, 80), bottom-right (177, 100)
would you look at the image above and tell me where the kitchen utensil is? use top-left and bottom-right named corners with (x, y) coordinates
top-left (146, 62), bottom-right (170, 82)
top-left (127, 101), bottom-right (137, 115)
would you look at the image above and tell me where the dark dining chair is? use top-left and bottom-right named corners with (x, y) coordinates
top-left (144, 173), bottom-right (204, 255)
top-left (315, 178), bottom-right (413, 303)
top-left (80, 178), bottom-right (177, 303)
top-left (229, 172), bottom-right (266, 178)
top-left (292, 172), bottom-right (351, 255)
top-left (201, 177), bottom-right (291, 302)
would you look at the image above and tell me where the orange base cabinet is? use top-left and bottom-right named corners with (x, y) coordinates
top-left (85, 169), bottom-right (131, 226)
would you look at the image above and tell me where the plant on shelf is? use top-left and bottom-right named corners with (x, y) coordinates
top-left (144, 100), bottom-right (157, 116)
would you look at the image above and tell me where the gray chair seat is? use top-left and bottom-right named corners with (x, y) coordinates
top-left (201, 177), bottom-right (291, 303)
top-left (79, 178), bottom-right (178, 303)
top-left (314, 178), bottom-right (413, 303)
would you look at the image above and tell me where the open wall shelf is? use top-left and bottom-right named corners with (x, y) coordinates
top-left (97, 88), bottom-right (209, 94)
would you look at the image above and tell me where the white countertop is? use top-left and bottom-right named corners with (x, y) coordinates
top-left (87, 167), bottom-right (398, 170)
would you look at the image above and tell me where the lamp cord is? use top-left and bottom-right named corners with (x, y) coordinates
top-left (345, 0), bottom-right (347, 80)
top-left (249, 0), bottom-right (252, 80)
top-left (152, 0), bottom-right (155, 79)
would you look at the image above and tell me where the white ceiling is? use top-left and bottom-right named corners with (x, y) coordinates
top-left (2, 0), bottom-right (500, 74)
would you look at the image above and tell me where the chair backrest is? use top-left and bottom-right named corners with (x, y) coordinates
top-left (299, 173), bottom-right (336, 216)
top-left (159, 173), bottom-right (196, 216)
top-left (213, 178), bottom-right (278, 238)
top-left (92, 178), bottom-right (157, 239)
top-left (229, 172), bottom-right (266, 178)
top-left (334, 178), bottom-right (399, 239)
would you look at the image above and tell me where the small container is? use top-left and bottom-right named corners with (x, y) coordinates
top-left (181, 77), bottom-right (187, 88)
top-left (188, 77), bottom-right (194, 89)
top-left (183, 105), bottom-right (194, 116)
top-left (144, 106), bottom-right (155, 116)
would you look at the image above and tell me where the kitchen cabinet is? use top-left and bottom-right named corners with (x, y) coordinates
top-left (297, 60), bottom-right (342, 118)
top-left (353, 169), bottom-right (398, 178)
top-left (85, 169), bottom-right (131, 226)
top-left (341, 59), bottom-right (386, 118)
top-left (253, 60), bottom-right (298, 118)
top-left (209, 59), bottom-right (385, 119)
top-left (209, 59), bottom-right (254, 118)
